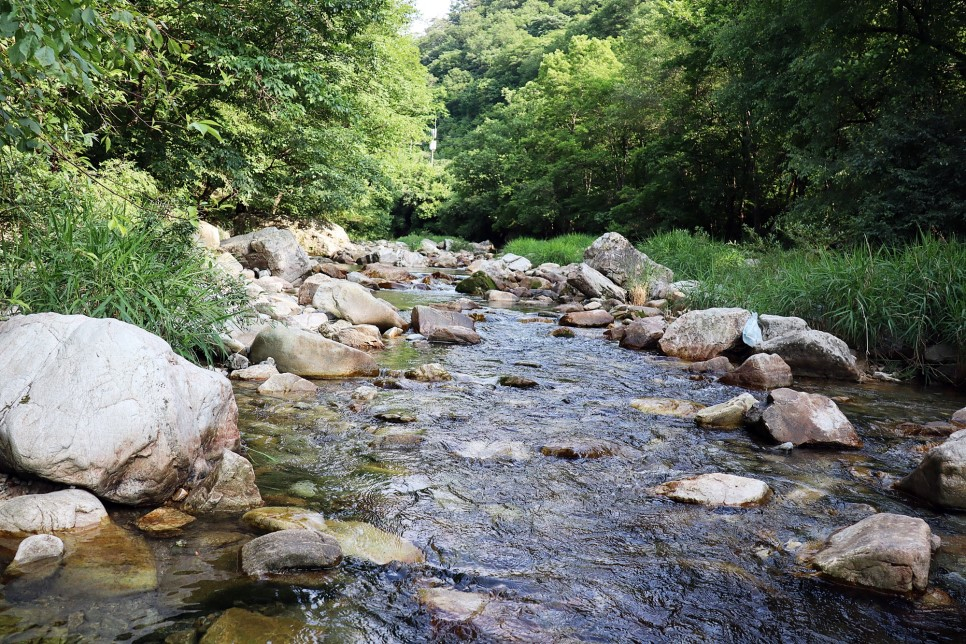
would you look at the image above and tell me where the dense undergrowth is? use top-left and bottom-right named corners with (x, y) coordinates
top-left (0, 154), bottom-right (248, 364)
top-left (502, 230), bottom-right (965, 381)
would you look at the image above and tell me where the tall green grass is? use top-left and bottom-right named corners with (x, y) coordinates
top-left (640, 230), bottom-right (966, 379)
top-left (502, 234), bottom-right (598, 265)
top-left (0, 156), bottom-right (248, 364)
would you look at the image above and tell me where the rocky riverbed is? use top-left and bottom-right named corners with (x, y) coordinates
top-left (0, 228), bottom-right (964, 641)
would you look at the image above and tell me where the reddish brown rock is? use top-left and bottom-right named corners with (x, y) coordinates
top-left (619, 317), bottom-right (667, 350)
top-left (719, 353), bottom-right (793, 390)
top-left (751, 388), bottom-right (861, 448)
top-left (559, 310), bottom-right (615, 328)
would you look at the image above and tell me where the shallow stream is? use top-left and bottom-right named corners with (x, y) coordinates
top-left (1, 285), bottom-right (965, 642)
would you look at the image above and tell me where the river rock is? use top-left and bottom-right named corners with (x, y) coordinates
top-left (183, 450), bottom-right (263, 515)
top-left (630, 397), bottom-right (705, 417)
top-left (361, 263), bottom-right (414, 282)
top-left (230, 359), bottom-right (280, 381)
top-left (655, 473), bottom-right (771, 507)
top-left (405, 363), bottom-right (452, 382)
top-left (243, 507), bottom-right (328, 532)
top-left (499, 375), bottom-right (538, 389)
top-left (241, 529), bottom-right (342, 576)
top-left (540, 439), bottom-right (626, 459)
top-left (289, 220), bottom-right (351, 257)
top-left (687, 356), bottom-right (734, 375)
top-left (0, 314), bottom-right (240, 505)
top-left (257, 372), bottom-right (318, 396)
top-left (751, 388), bottom-right (861, 448)
top-left (0, 490), bottom-right (107, 535)
top-left (550, 327), bottom-right (575, 338)
top-left (658, 308), bottom-right (751, 361)
top-left (567, 262), bottom-right (627, 302)
top-left (321, 519), bottom-right (424, 565)
top-left (297, 273), bottom-right (333, 305)
top-left (334, 324), bottom-right (384, 351)
top-left (811, 513), bottom-right (938, 593)
top-left (6, 534), bottom-right (65, 575)
top-left (221, 227), bottom-right (314, 283)
top-left (135, 507), bottom-right (196, 535)
top-left (583, 232), bottom-right (673, 290)
top-left (453, 441), bottom-right (531, 461)
top-left (897, 430), bottom-right (966, 509)
top-left (502, 253), bottom-right (532, 272)
top-left (559, 310), bottom-right (615, 328)
top-left (426, 326), bottom-right (481, 345)
top-left (695, 394), bottom-right (758, 429)
top-left (952, 408), bottom-right (966, 426)
top-left (411, 305), bottom-right (475, 336)
top-left (619, 317), bottom-right (667, 350)
top-left (719, 353), bottom-right (793, 390)
top-left (758, 314), bottom-right (808, 341)
top-left (455, 271), bottom-right (498, 295)
top-left (488, 290), bottom-right (519, 304)
top-left (249, 326), bottom-right (378, 378)
top-left (201, 608), bottom-right (324, 643)
top-left (756, 329), bottom-right (861, 381)
top-left (310, 278), bottom-right (405, 330)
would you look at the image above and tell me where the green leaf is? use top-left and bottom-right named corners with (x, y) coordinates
top-left (34, 45), bottom-right (57, 68)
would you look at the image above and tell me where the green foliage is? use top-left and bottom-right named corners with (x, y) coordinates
top-left (424, 0), bottom-right (966, 243)
top-left (0, 154), bottom-right (248, 364)
top-left (641, 230), bottom-right (966, 380)
top-left (502, 233), bottom-right (596, 265)
top-left (394, 232), bottom-right (471, 252)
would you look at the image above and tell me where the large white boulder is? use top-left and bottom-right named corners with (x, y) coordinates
top-left (583, 232), bottom-right (673, 290)
top-left (310, 278), bottom-right (405, 331)
top-left (221, 227), bottom-right (314, 283)
top-left (0, 314), bottom-right (240, 505)
top-left (566, 263), bottom-right (627, 301)
top-left (897, 429), bottom-right (966, 509)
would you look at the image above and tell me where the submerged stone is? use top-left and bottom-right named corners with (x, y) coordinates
top-left (242, 507), bottom-right (328, 533)
top-left (655, 473), bottom-right (771, 507)
top-left (630, 397), bottom-right (705, 418)
top-left (200, 608), bottom-right (324, 644)
top-left (135, 507), bottom-right (196, 536)
top-left (321, 520), bottom-right (424, 565)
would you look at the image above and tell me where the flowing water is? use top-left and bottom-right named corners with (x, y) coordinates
top-left (1, 284), bottom-right (965, 642)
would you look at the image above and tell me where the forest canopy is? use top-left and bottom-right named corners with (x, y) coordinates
top-left (419, 0), bottom-right (966, 246)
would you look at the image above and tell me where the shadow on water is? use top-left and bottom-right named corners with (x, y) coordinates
top-left (1, 289), bottom-right (965, 642)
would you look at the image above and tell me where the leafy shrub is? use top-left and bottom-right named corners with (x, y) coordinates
top-left (502, 234), bottom-right (598, 265)
top-left (0, 156), bottom-right (248, 364)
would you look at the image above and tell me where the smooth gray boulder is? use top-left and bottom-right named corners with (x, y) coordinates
top-left (756, 329), bottom-right (861, 381)
top-left (567, 263), bottom-right (627, 301)
top-left (241, 529), bottom-right (343, 576)
top-left (758, 314), bottom-right (808, 341)
top-left (811, 513), bottom-right (938, 593)
top-left (0, 314), bottom-right (240, 505)
top-left (897, 429), bottom-right (966, 509)
top-left (183, 450), bottom-right (263, 515)
top-left (583, 232), bottom-right (673, 290)
top-left (9, 534), bottom-right (65, 569)
top-left (249, 326), bottom-right (378, 378)
top-left (658, 308), bottom-right (751, 361)
top-left (221, 227), bottom-right (314, 283)
top-left (0, 489), bottom-right (108, 534)
top-left (310, 278), bottom-right (405, 331)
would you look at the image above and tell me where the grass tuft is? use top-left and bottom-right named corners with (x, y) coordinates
top-left (502, 234), bottom-right (598, 265)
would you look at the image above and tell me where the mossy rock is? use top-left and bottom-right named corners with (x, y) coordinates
top-left (455, 271), bottom-right (497, 295)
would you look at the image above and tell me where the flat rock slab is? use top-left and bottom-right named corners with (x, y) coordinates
top-left (540, 439), bottom-right (627, 459)
top-left (631, 397), bottom-right (705, 417)
top-left (655, 473), bottom-right (771, 507)
top-left (426, 326), bottom-right (482, 345)
top-left (243, 507), bottom-right (328, 533)
top-left (200, 608), bottom-right (324, 643)
top-left (0, 489), bottom-right (108, 535)
top-left (241, 529), bottom-right (342, 576)
top-left (753, 388), bottom-right (861, 449)
top-left (321, 519), bottom-right (424, 565)
top-left (810, 513), bottom-right (938, 593)
top-left (135, 507), bottom-right (196, 535)
top-left (559, 310), bottom-right (615, 328)
top-left (453, 441), bottom-right (531, 461)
